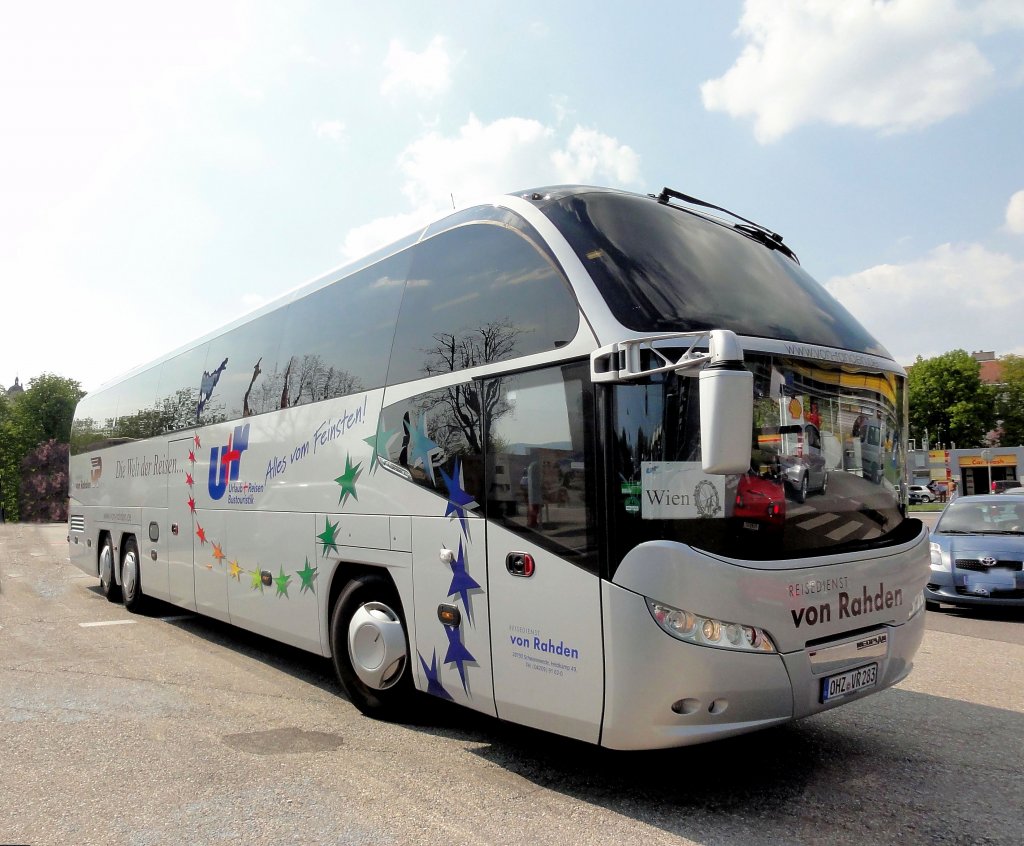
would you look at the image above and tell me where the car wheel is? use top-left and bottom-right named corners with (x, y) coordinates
top-left (796, 474), bottom-right (808, 504)
top-left (820, 471), bottom-right (828, 496)
top-left (330, 573), bottom-right (414, 721)
top-left (99, 536), bottom-right (121, 602)
top-left (121, 536), bottom-right (146, 613)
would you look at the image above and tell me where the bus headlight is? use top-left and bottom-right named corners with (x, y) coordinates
top-left (647, 599), bottom-right (776, 653)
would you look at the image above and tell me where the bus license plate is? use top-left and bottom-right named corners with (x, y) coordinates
top-left (821, 664), bottom-right (878, 703)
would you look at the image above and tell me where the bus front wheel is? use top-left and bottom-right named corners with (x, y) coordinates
top-left (99, 536), bottom-right (121, 602)
top-left (330, 573), bottom-right (414, 721)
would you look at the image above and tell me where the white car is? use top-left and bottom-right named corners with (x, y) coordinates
top-left (908, 484), bottom-right (935, 503)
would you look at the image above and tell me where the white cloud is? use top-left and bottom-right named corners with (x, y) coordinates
top-left (702, 0), bottom-right (1024, 142)
top-left (825, 242), bottom-right (1024, 365)
top-left (380, 36), bottom-right (454, 100)
top-left (1006, 190), bottom-right (1024, 233)
top-left (340, 114), bottom-right (642, 258)
top-left (313, 119), bottom-right (346, 142)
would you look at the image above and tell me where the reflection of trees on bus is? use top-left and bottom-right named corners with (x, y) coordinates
top-left (419, 319), bottom-right (522, 456)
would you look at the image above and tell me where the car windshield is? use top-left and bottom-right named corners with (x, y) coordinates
top-left (937, 500), bottom-right (1024, 534)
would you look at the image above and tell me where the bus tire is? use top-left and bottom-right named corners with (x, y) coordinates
top-left (121, 536), bottom-right (146, 613)
top-left (99, 536), bottom-right (121, 603)
top-left (330, 573), bottom-right (414, 721)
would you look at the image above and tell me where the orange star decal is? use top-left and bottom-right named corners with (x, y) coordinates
top-left (212, 543), bottom-right (225, 562)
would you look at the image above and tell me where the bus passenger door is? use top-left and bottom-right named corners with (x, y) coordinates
top-left (167, 436), bottom-right (197, 611)
top-left (483, 365), bottom-right (604, 745)
top-left (410, 513), bottom-right (494, 717)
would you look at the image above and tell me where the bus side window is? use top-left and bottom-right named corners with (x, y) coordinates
top-left (277, 250), bottom-right (410, 408)
top-left (379, 387), bottom-right (486, 511)
top-left (384, 221), bottom-right (580, 387)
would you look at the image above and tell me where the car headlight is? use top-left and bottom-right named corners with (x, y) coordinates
top-left (929, 541), bottom-right (950, 571)
top-left (646, 599), bottom-right (776, 653)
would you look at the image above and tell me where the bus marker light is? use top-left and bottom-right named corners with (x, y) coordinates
top-left (437, 604), bottom-right (462, 627)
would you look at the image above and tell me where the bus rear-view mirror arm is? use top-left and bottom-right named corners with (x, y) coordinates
top-left (590, 329), bottom-right (753, 476)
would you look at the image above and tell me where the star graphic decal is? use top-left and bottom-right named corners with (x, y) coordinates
top-left (274, 566), bottom-right (292, 598)
top-left (363, 420), bottom-right (399, 472)
top-left (250, 566), bottom-right (264, 592)
top-left (447, 539), bottom-right (481, 621)
top-left (440, 457), bottom-right (477, 538)
top-left (296, 557), bottom-right (317, 594)
top-left (196, 524), bottom-right (207, 545)
top-left (317, 517), bottom-right (340, 558)
top-left (418, 650), bottom-right (452, 701)
top-left (188, 449), bottom-right (196, 464)
top-left (187, 495), bottom-right (196, 513)
top-left (185, 472), bottom-right (194, 487)
top-left (212, 543), bottom-right (225, 562)
top-left (406, 412), bottom-right (439, 485)
top-left (229, 560), bottom-right (243, 581)
top-left (194, 435), bottom-right (201, 448)
top-left (334, 454), bottom-right (362, 507)
top-left (443, 624), bottom-right (476, 693)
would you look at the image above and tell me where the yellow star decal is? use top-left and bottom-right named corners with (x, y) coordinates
top-left (229, 560), bottom-right (243, 580)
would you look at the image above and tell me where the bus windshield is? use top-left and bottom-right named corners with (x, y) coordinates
top-left (539, 189), bottom-right (890, 358)
top-left (607, 353), bottom-right (908, 566)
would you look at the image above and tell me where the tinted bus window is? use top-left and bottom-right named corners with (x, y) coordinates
top-left (278, 251), bottom-right (411, 406)
top-left (199, 311), bottom-right (283, 424)
top-left (154, 343), bottom-right (210, 433)
top-left (385, 222), bottom-right (580, 386)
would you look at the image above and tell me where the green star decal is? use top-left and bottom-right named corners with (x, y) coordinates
top-left (317, 517), bottom-right (340, 557)
top-left (250, 565), bottom-right (264, 592)
top-left (334, 454), bottom-right (363, 506)
top-left (363, 420), bottom-right (399, 472)
top-left (274, 566), bottom-right (292, 598)
top-left (296, 557), bottom-right (318, 595)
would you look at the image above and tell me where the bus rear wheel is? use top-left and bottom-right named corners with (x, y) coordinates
top-left (99, 536), bottom-right (121, 602)
top-left (330, 573), bottom-right (414, 721)
top-left (121, 536), bottom-right (146, 613)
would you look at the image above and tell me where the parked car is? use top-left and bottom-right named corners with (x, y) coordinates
top-left (759, 422), bottom-right (828, 503)
top-left (992, 480), bottom-right (1023, 494)
top-left (925, 494), bottom-right (1024, 610)
top-left (908, 484), bottom-right (935, 503)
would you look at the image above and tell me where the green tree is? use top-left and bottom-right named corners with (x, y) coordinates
top-left (0, 374), bottom-right (84, 521)
top-left (995, 354), bottom-right (1024, 446)
top-left (907, 350), bottom-right (995, 449)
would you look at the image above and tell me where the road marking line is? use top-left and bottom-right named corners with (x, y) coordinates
top-left (79, 620), bottom-right (137, 628)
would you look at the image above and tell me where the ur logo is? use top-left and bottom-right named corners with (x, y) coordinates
top-left (209, 424), bottom-right (250, 500)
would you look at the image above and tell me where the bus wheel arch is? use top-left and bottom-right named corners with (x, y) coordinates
top-left (98, 532), bottom-right (121, 602)
top-left (120, 534), bottom-right (146, 613)
top-left (328, 567), bottom-right (414, 721)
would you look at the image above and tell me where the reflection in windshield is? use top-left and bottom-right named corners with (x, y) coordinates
top-left (607, 354), bottom-right (907, 564)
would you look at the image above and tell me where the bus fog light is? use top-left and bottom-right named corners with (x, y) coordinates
top-left (646, 599), bottom-right (776, 653)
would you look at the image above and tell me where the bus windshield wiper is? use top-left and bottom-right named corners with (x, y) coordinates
top-left (652, 186), bottom-right (800, 264)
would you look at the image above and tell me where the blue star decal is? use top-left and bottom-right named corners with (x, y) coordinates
top-left (418, 649), bottom-right (453, 701)
top-left (447, 539), bottom-right (481, 622)
top-left (443, 624), bottom-right (475, 693)
top-left (440, 457), bottom-right (477, 538)
top-left (406, 412), bottom-right (439, 485)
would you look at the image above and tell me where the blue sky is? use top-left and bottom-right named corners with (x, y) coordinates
top-left (2, 0), bottom-right (1023, 393)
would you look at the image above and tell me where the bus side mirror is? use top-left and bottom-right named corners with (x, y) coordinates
top-left (699, 360), bottom-right (753, 475)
